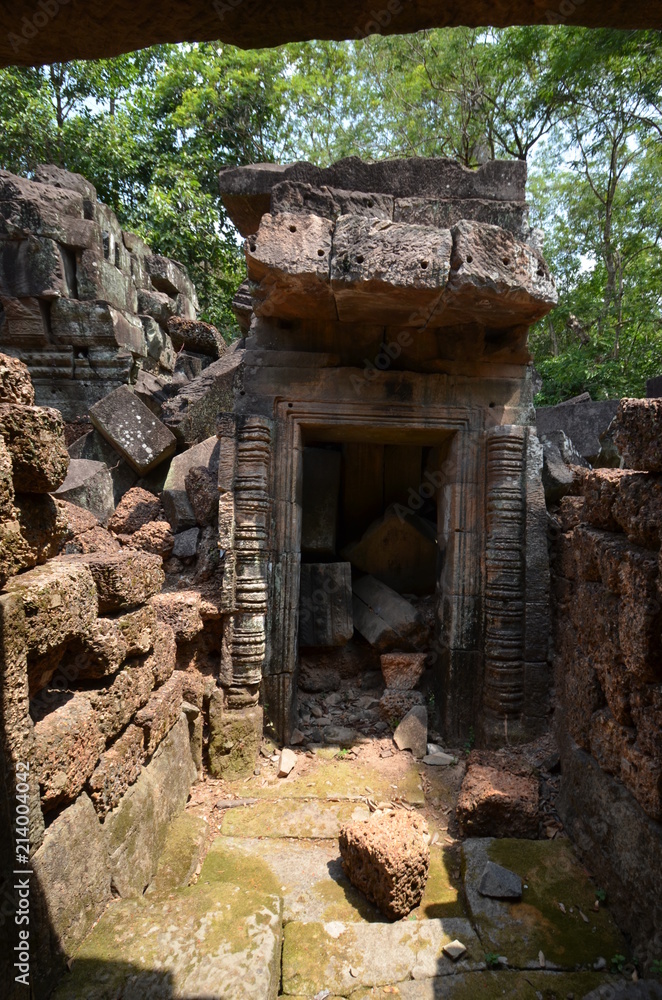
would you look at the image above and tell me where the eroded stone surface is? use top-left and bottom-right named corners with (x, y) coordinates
top-left (3, 558), bottom-right (97, 656)
top-left (0, 402), bottom-right (68, 492)
top-left (62, 549), bottom-right (164, 612)
top-left (89, 385), bottom-right (176, 475)
top-left (456, 761), bottom-right (539, 839)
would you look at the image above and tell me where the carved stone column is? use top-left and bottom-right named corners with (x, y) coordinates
top-left (483, 424), bottom-right (527, 743)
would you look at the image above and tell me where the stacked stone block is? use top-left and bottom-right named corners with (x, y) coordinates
top-left (0, 164), bottom-right (199, 420)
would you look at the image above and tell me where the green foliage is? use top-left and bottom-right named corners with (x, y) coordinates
top-left (485, 952), bottom-right (501, 968)
top-left (610, 953), bottom-right (628, 974)
top-left (595, 888), bottom-right (607, 904)
top-left (1, 29), bottom-right (661, 390)
top-left (651, 959), bottom-right (662, 977)
top-left (464, 726), bottom-right (476, 754)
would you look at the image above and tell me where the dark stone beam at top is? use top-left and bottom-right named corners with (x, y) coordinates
top-left (1, 0), bottom-right (661, 69)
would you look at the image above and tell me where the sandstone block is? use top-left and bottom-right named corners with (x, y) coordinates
top-left (31, 793), bottom-right (110, 964)
top-left (3, 558), bottom-right (97, 656)
top-left (137, 287), bottom-right (176, 325)
top-left (33, 693), bottom-right (105, 809)
top-left (88, 660), bottom-right (155, 739)
top-left (89, 384), bottom-right (176, 475)
top-left (54, 458), bottom-right (115, 524)
top-left (166, 316), bottom-right (225, 357)
top-left (68, 427), bottom-right (138, 505)
top-left (122, 519), bottom-right (174, 556)
top-left (299, 562), bottom-right (353, 647)
top-left (246, 211), bottom-right (335, 320)
top-left (63, 523), bottom-right (121, 555)
top-left (69, 617), bottom-right (128, 679)
top-left (51, 298), bottom-right (146, 354)
top-left (0, 402), bottom-right (68, 492)
top-left (208, 694), bottom-right (263, 779)
top-left (172, 526), bottom-right (199, 558)
top-left (0, 235), bottom-right (73, 298)
top-left (0, 169), bottom-right (85, 243)
top-left (339, 810), bottom-right (430, 920)
top-left (380, 652), bottom-right (427, 691)
top-left (104, 716), bottom-right (196, 897)
top-left (107, 485), bottom-right (164, 534)
top-left (456, 762), bottom-right (539, 838)
top-left (353, 575), bottom-right (426, 651)
top-left (76, 247), bottom-right (138, 312)
top-left (134, 672), bottom-right (183, 755)
top-left (145, 254), bottom-right (197, 303)
top-left (87, 723), bottom-right (145, 817)
top-left (150, 589), bottom-right (204, 642)
top-left (62, 549), bottom-right (164, 611)
top-left (331, 215), bottom-right (453, 324)
top-left (162, 434), bottom-right (220, 530)
top-left (161, 345), bottom-right (244, 445)
top-left (0, 294), bottom-right (49, 347)
top-left (392, 704), bottom-right (428, 758)
top-left (0, 351), bottom-right (34, 403)
top-left (613, 397), bottom-right (662, 471)
top-left (342, 508), bottom-right (438, 595)
top-left (145, 621), bottom-right (176, 684)
top-left (271, 179), bottom-right (394, 221)
top-left (112, 603), bottom-right (157, 656)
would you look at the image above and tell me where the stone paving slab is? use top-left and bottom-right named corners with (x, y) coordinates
top-left (463, 838), bottom-right (626, 970)
top-left (252, 759), bottom-right (425, 806)
top-left (51, 881), bottom-right (283, 1000)
top-left (221, 797), bottom-right (371, 839)
top-left (281, 917), bottom-right (484, 997)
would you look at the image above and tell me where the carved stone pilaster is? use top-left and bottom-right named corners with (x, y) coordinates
top-left (219, 415), bottom-right (273, 708)
top-left (483, 425), bottom-right (526, 739)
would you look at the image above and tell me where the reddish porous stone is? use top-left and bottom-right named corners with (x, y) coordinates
top-left (150, 590), bottom-right (204, 642)
top-left (0, 403), bottom-right (69, 492)
top-left (610, 472), bottom-right (662, 550)
top-left (339, 810), bottom-right (430, 920)
top-left (33, 692), bottom-right (105, 810)
top-left (613, 398), bottom-right (662, 472)
top-left (119, 519), bottom-right (174, 557)
top-left (112, 604), bottom-right (157, 656)
top-left (107, 487), bottom-right (165, 535)
top-left (379, 689), bottom-right (425, 724)
top-left (617, 547), bottom-right (661, 682)
top-left (145, 621), bottom-right (176, 685)
top-left (456, 761), bottom-right (539, 838)
top-left (88, 661), bottom-right (154, 739)
top-left (581, 468), bottom-right (629, 531)
top-left (87, 724), bottom-right (145, 817)
top-left (0, 352), bottom-right (34, 405)
top-left (134, 672), bottom-right (183, 755)
top-left (62, 549), bottom-right (164, 612)
top-left (380, 652), bottom-right (427, 690)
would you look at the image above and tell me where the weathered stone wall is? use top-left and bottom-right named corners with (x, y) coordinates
top-left (551, 398), bottom-right (662, 961)
top-left (0, 354), bottom-right (201, 996)
top-left (0, 164), bottom-right (198, 421)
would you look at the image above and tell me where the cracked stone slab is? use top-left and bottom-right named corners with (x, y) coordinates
top-left (281, 917), bottom-right (484, 997)
top-left (252, 759), bottom-right (425, 806)
top-left (51, 882), bottom-right (282, 1000)
top-left (221, 798), bottom-right (371, 839)
top-left (462, 838), bottom-right (625, 970)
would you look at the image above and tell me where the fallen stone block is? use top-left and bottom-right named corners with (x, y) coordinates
top-left (393, 704), bottom-right (428, 758)
top-left (140, 314), bottom-right (175, 371)
top-left (299, 562), bottom-right (353, 647)
top-left (53, 458), bottom-right (115, 524)
top-left (3, 558), bottom-right (97, 657)
top-left (89, 384), bottom-right (176, 476)
top-left (62, 549), bottom-right (164, 612)
top-left (353, 575), bottom-right (426, 651)
top-left (172, 526), bottom-right (199, 558)
top-left (33, 693), bottom-right (106, 810)
top-left (478, 860), bottom-right (523, 899)
top-left (166, 315), bottom-right (225, 357)
top-left (132, 368), bottom-right (173, 416)
top-left (121, 519), bottom-right (174, 556)
top-left (161, 345), bottom-right (244, 445)
top-left (134, 672), bottom-right (183, 755)
top-left (112, 603), bottom-right (157, 656)
top-left (87, 723), bottom-right (146, 817)
top-left (88, 660), bottom-right (155, 739)
top-left (278, 747), bottom-right (297, 777)
top-left (162, 434), bottom-right (220, 529)
top-left (68, 427), bottom-right (138, 505)
top-left (537, 398), bottom-right (619, 465)
top-left (104, 716), bottom-right (196, 897)
top-left (456, 759), bottom-right (539, 838)
top-left (0, 402), bottom-right (69, 492)
top-left (107, 485), bottom-right (164, 535)
top-left (137, 287), bottom-right (177, 325)
top-left (0, 351), bottom-right (34, 404)
top-left (339, 810), bottom-right (430, 919)
top-left (145, 254), bottom-right (198, 303)
top-left (381, 652), bottom-right (427, 691)
top-left (380, 688), bottom-right (425, 725)
top-left (69, 617), bottom-right (128, 679)
top-left (0, 235), bottom-right (73, 298)
top-left (540, 433), bottom-right (579, 504)
top-left (613, 398), bottom-right (662, 472)
top-left (342, 507), bottom-right (438, 595)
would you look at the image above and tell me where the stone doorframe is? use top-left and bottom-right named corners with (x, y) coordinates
top-left (261, 398), bottom-right (486, 743)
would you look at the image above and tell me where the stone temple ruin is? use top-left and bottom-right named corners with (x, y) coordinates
top-left (0, 157), bottom-right (661, 998)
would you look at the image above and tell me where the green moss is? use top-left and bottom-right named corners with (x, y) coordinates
top-left (221, 798), bottom-right (370, 839)
top-left (481, 839), bottom-right (626, 969)
top-left (251, 759), bottom-right (425, 806)
top-left (414, 844), bottom-right (466, 919)
top-left (198, 837), bottom-right (280, 896)
top-left (313, 875), bottom-right (385, 924)
top-left (146, 813), bottom-right (207, 896)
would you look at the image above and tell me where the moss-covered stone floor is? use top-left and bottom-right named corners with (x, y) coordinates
top-left (51, 738), bottom-right (645, 1000)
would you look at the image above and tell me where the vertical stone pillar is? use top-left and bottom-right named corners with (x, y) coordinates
top-left (483, 425), bottom-right (527, 743)
top-left (212, 415), bottom-right (272, 777)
